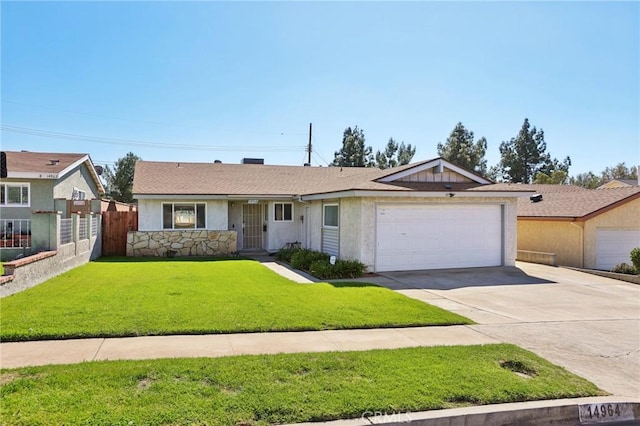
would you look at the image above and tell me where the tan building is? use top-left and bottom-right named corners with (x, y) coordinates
top-left (491, 184), bottom-right (640, 270)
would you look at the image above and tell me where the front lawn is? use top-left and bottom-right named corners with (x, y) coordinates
top-left (0, 258), bottom-right (470, 341)
top-left (0, 344), bottom-right (602, 425)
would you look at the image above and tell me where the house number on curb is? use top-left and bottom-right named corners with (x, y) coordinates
top-left (578, 403), bottom-right (634, 424)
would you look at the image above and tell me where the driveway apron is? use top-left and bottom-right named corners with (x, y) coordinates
top-left (374, 262), bottom-right (640, 399)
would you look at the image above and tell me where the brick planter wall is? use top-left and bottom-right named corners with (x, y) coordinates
top-left (127, 230), bottom-right (237, 257)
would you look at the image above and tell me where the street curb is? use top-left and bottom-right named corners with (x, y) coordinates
top-left (289, 397), bottom-right (640, 426)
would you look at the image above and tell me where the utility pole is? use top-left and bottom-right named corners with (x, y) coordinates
top-left (307, 122), bottom-right (312, 165)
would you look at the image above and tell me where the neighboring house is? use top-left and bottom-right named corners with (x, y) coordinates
top-left (132, 157), bottom-right (532, 272)
top-left (0, 151), bottom-right (105, 260)
top-left (492, 183), bottom-right (640, 270)
top-left (597, 178), bottom-right (638, 189)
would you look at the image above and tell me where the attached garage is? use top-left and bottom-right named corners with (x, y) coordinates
top-left (375, 203), bottom-right (503, 272)
top-left (596, 228), bottom-right (640, 271)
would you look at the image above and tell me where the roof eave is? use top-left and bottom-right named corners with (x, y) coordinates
top-left (300, 190), bottom-right (530, 201)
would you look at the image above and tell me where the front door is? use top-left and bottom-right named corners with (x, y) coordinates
top-left (242, 203), bottom-right (263, 249)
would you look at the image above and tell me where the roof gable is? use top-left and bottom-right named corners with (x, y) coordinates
top-left (2, 151), bottom-right (105, 194)
top-left (377, 158), bottom-right (491, 185)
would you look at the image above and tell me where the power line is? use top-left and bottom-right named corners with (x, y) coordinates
top-left (2, 99), bottom-right (307, 136)
top-left (1, 125), bottom-right (306, 153)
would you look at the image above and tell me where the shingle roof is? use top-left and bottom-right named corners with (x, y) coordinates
top-left (132, 159), bottom-right (497, 197)
top-left (2, 150), bottom-right (105, 194)
top-left (3, 151), bottom-right (88, 174)
top-left (516, 186), bottom-right (640, 219)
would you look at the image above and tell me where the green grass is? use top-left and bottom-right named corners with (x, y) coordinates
top-left (0, 258), bottom-right (470, 341)
top-left (0, 344), bottom-right (603, 426)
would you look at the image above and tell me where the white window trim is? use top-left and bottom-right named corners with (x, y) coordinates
top-left (161, 202), bottom-right (207, 230)
top-left (323, 203), bottom-right (339, 228)
top-left (72, 188), bottom-right (87, 201)
top-left (1, 182), bottom-right (30, 207)
top-left (273, 202), bottom-right (294, 222)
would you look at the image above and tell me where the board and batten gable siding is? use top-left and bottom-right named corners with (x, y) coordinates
top-left (137, 199), bottom-right (228, 231)
top-left (396, 167), bottom-right (474, 183)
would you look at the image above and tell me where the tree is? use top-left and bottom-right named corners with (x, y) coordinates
top-left (570, 163), bottom-right (638, 188)
top-left (493, 118), bottom-right (571, 183)
top-left (103, 152), bottom-right (141, 203)
top-left (332, 126), bottom-right (374, 167)
top-left (601, 162), bottom-right (638, 182)
top-left (375, 137), bottom-right (416, 169)
top-left (534, 170), bottom-right (568, 184)
top-left (437, 122), bottom-right (488, 174)
top-left (570, 171), bottom-right (601, 189)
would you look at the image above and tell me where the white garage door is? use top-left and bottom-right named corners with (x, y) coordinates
top-left (596, 228), bottom-right (640, 271)
top-left (376, 204), bottom-right (503, 272)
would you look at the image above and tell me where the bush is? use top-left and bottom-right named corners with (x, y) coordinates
top-left (611, 263), bottom-right (637, 275)
top-left (630, 247), bottom-right (640, 272)
top-left (309, 258), bottom-right (367, 280)
top-left (309, 259), bottom-right (336, 279)
top-left (275, 247), bottom-right (301, 263)
top-left (290, 249), bottom-right (330, 271)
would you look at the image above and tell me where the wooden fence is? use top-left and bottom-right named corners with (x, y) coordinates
top-left (102, 211), bottom-right (138, 256)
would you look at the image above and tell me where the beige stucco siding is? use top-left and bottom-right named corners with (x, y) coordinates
top-left (518, 220), bottom-right (583, 267)
top-left (338, 197), bottom-right (362, 262)
top-left (583, 197), bottom-right (640, 269)
top-left (53, 164), bottom-right (101, 200)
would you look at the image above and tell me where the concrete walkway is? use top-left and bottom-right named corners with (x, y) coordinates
top-left (0, 325), bottom-right (498, 369)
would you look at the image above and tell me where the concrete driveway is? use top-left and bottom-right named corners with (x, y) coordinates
top-left (367, 262), bottom-right (640, 399)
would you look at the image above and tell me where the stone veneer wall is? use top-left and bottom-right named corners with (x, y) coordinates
top-left (127, 230), bottom-right (237, 257)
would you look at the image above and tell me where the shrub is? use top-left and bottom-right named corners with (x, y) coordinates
top-left (611, 263), bottom-right (637, 275)
top-left (334, 259), bottom-right (367, 278)
top-left (309, 259), bottom-right (336, 279)
top-left (275, 247), bottom-right (301, 263)
top-left (630, 247), bottom-right (640, 272)
top-left (290, 249), bottom-right (329, 271)
top-left (309, 258), bottom-right (367, 280)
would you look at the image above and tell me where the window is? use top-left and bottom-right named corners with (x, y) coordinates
top-left (323, 204), bottom-right (339, 227)
top-left (162, 203), bottom-right (206, 229)
top-left (274, 203), bottom-right (293, 222)
top-left (0, 183), bottom-right (30, 207)
top-left (72, 188), bottom-right (86, 200)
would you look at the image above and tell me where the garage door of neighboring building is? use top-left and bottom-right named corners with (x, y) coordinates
top-left (596, 228), bottom-right (640, 271)
top-left (375, 204), bottom-right (503, 272)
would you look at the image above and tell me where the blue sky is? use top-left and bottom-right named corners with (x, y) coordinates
top-left (1, 1), bottom-right (638, 176)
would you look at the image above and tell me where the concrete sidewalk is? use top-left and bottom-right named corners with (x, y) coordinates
top-left (0, 325), bottom-right (498, 369)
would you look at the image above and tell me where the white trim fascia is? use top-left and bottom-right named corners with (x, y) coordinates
top-left (226, 194), bottom-right (296, 200)
top-left (136, 194), bottom-right (229, 200)
top-left (379, 158), bottom-right (491, 184)
top-left (7, 172), bottom-right (59, 179)
top-left (135, 194), bottom-right (297, 201)
top-left (58, 155), bottom-right (90, 179)
top-left (300, 190), bottom-right (535, 201)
